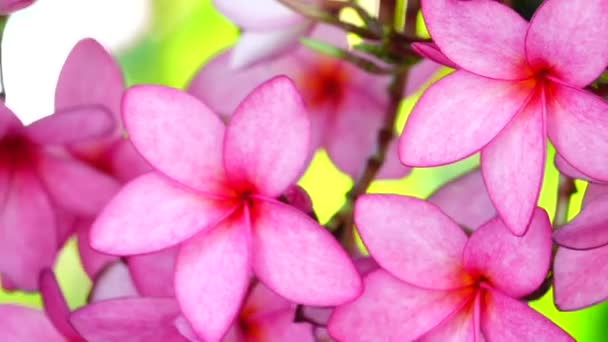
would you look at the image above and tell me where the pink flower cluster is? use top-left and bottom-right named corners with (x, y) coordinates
top-left (0, 0), bottom-right (607, 340)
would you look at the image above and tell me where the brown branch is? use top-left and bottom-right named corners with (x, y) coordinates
top-left (553, 175), bottom-right (576, 227)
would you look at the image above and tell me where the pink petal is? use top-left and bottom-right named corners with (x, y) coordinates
top-left (128, 246), bottom-right (178, 297)
top-left (88, 261), bottom-right (139, 302)
top-left (76, 220), bottom-right (117, 278)
top-left (480, 289), bottom-right (573, 341)
top-left (583, 183), bottom-right (608, 208)
top-left (419, 296), bottom-right (478, 342)
top-left (354, 194), bottom-right (471, 290)
top-left (122, 85), bottom-right (228, 194)
top-left (107, 139), bottom-right (151, 182)
top-left (37, 153), bottom-right (121, 217)
top-left (243, 282), bottom-right (292, 317)
top-left (554, 153), bottom-right (603, 183)
top-left (463, 208), bottom-right (552, 298)
top-left (553, 245), bottom-right (608, 310)
top-left (0, 0), bottom-right (34, 14)
top-left (0, 103), bottom-right (22, 139)
top-left (328, 270), bottom-right (472, 341)
top-left (230, 22), bottom-right (313, 69)
top-left (212, 0), bottom-right (305, 31)
top-left (40, 269), bottom-right (81, 340)
top-left (399, 70), bottom-right (532, 166)
top-left (224, 76), bottom-right (311, 197)
top-left (282, 184), bottom-right (314, 216)
top-left (0, 305), bottom-right (64, 341)
top-left (547, 85), bottom-right (608, 182)
top-left (553, 196), bottom-right (608, 250)
top-left (324, 85), bottom-right (385, 179)
top-left (254, 311), bottom-right (314, 342)
top-left (481, 97), bottom-right (545, 235)
top-left (410, 43), bottom-right (458, 69)
top-left (25, 106), bottom-right (115, 145)
top-left (404, 59), bottom-right (442, 97)
top-left (525, 0), bottom-right (608, 87)
top-left (421, 0), bottom-right (531, 80)
top-left (70, 298), bottom-right (185, 342)
top-left (56, 38), bottom-right (123, 125)
top-left (428, 168), bottom-right (496, 230)
top-left (0, 170), bottom-right (57, 290)
top-left (90, 173), bottom-right (235, 255)
top-left (175, 216), bottom-right (251, 342)
top-left (252, 199), bottom-right (361, 305)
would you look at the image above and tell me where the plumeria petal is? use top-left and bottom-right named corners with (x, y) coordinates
top-left (328, 270), bottom-right (472, 341)
top-left (376, 139), bottom-right (411, 180)
top-left (399, 70), bottom-right (532, 166)
top-left (70, 298), bottom-right (185, 341)
top-left (553, 245), bottom-right (608, 310)
top-left (0, 170), bottom-right (57, 290)
top-left (88, 261), bottom-right (139, 302)
top-left (76, 219), bottom-right (117, 278)
top-left (252, 199), bottom-right (361, 305)
top-left (554, 153), bottom-right (603, 183)
top-left (404, 59), bottom-right (442, 97)
top-left (463, 208), bottom-right (552, 298)
top-left (0, 0), bottom-right (34, 14)
top-left (40, 269), bottom-right (82, 340)
top-left (547, 85), bottom-right (608, 182)
top-left (175, 216), bottom-right (251, 342)
top-left (0, 305), bottom-right (64, 341)
top-left (224, 76), bottom-right (310, 197)
top-left (37, 153), bottom-right (121, 217)
top-left (324, 85), bottom-right (385, 178)
top-left (582, 184), bottom-right (608, 208)
top-left (421, 0), bottom-right (530, 80)
top-left (90, 173), bottom-right (235, 255)
top-left (553, 196), bottom-right (608, 250)
top-left (354, 194), bottom-right (471, 290)
top-left (123, 85), bottom-right (228, 194)
top-left (56, 38), bottom-right (124, 122)
top-left (25, 106), bottom-right (115, 145)
top-left (230, 22), bottom-right (313, 69)
top-left (0, 102), bottom-right (22, 138)
top-left (410, 43), bottom-right (458, 69)
top-left (213, 0), bottom-right (305, 30)
top-left (419, 297), bottom-right (478, 342)
top-left (128, 246), bottom-right (178, 297)
top-left (428, 168), bottom-right (495, 230)
top-left (481, 97), bottom-right (545, 235)
top-left (480, 289), bottom-right (573, 341)
top-left (107, 139), bottom-right (151, 183)
top-left (525, 0), bottom-right (608, 87)
top-left (254, 311), bottom-right (314, 342)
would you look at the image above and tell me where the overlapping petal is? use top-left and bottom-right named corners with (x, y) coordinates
top-left (123, 85), bottom-right (228, 194)
top-left (213, 0), bottom-right (305, 30)
top-left (0, 0), bottom-right (34, 14)
top-left (428, 168), bottom-right (495, 230)
top-left (128, 246), bottom-right (177, 297)
top-left (175, 216), bottom-right (251, 342)
top-left (88, 261), bottom-right (139, 302)
top-left (0, 305), bottom-right (64, 341)
top-left (251, 199), bottom-right (361, 305)
top-left (480, 289), bottom-right (573, 341)
top-left (354, 194), bottom-right (471, 290)
top-left (224, 76), bottom-right (310, 197)
top-left (90, 173), bottom-right (235, 255)
top-left (553, 196), bottom-right (608, 250)
top-left (0, 170), bottom-right (57, 290)
top-left (481, 97), bottom-right (545, 235)
top-left (40, 270), bottom-right (81, 340)
top-left (328, 270), bottom-right (472, 341)
top-left (419, 297), bottom-right (479, 342)
top-left (70, 298), bottom-right (185, 342)
top-left (399, 70), bottom-right (532, 166)
top-left (76, 219), bottom-right (117, 278)
top-left (525, 0), bottom-right (608, 87)
top-left (421, 0), bottom-right (530, 80)
top-left (410, 43), bottom-right (458, 69)
top-left (553, 245), bottom-right (608, 310)
top-left (463, 209), bottom-right (552, 298)
top-left (547, 85), bottom-right (608, 183)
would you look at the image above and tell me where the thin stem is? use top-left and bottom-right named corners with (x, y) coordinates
top-left (0, 16), bottom-right (8, 101)
top-left (553, 174), bottom-right (576, 227)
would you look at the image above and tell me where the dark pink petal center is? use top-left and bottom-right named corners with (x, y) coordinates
top-left (297, 58), bottom-right (349, 110)
top-left (0, 133), bottom-right (37, 170)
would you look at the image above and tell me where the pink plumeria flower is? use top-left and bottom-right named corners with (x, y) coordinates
top-left (223, 282), bottom-right (314, 342)
top-left (189, 25), bottom-right (409, 180)
top-left (329, 195), bottom-right (573, 341)
top-left (0, 0), bottom-right (34, 14)
top-left (0, 102), bottom-right (117, 291)
top-left (428, 168), bottom-right (496, 231)
top-left (553, 183), bottom-right (608, 310)
top-left (55, 38), bottom-right (151, 279)
top-left (213, 0), bottom-right (315, 69)
top-left (90, 76), bottom-right (362, 341)
top-left (399, 0), bottom-right (608, 235)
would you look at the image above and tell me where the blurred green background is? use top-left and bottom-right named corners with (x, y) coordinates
top-left (1, 0), bottom-right (607, 340)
